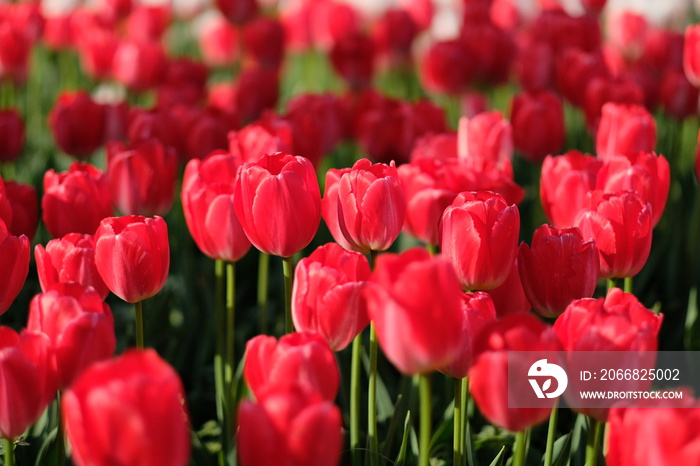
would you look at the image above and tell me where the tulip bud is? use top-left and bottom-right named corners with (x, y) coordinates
top-left (48, 91), bottom-right (106, 159)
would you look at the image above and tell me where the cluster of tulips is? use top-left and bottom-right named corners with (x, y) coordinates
top-left (1, 0), bottom-right (700, 464)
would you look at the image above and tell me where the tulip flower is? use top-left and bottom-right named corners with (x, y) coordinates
top-left (48, 91), bottom-right (105, 158)
top-left (329, 31), bottom-right (375, 90)
top-left (683, 24), bottom-right (700, 87)
top-left (365, 247), bottom-right (464, 375)
top-left (440, 191), bottom-right (520, 291)
top-left (292, 243), bottom-right (370, 351)
top-left (595, 102), bottom-right (657, 161)
top-left (485, 256), bottom-right (531, 318)
top-left (181, 151), bottom-right (252, 263)
top-left (469, 314), bottom-right (562, 432)
top-left (595, 151), bottom-right (670, 227)
top-left (106, 140), bottom-right (178, 216)
top-left (242, 17), bottom-right (285, 69)
top-left (4, 180), bottom-right (38, 241)
top-left (323, 158), bottom-right (406, 255)
top-left (420, 39), bottom-right (471, 95)
top-left (112, 39), bottom-right (166, 92)
top-left (94, 215), bottom-right (169, 304)
top-left (27, 282), bottom-right (116, 388)
top-left (518, 225), bottom-right (599, 318)
top-left (0, 108), bottom-right (24, 162)
top-left (554, 287), bottom-right (663, 421)
top-left (234, 152), bottom-right (321, 258)
top-left (0, 219), bottom-right (30, 315)
top-left (62, 349), bottom-right (191, 466)
top-left (510, 90), bottom-right (564, 163)
top-left (215, 0), bottom-right (258, 25)
top-left (607, 391), bottom-right (700, 466)
top-left (238, 385), bottom-right (342, 466)
top-left (540, 151), bottom-right (602, 228)
top-left (457, 111), bottom-right (513, 172)
top-left (575, 191), bottom-right (652, 279)
top-left (35, 233), bottom-right (110, 300)
top-left (0, 327), bottom-right (56, 441)
top-left (42, 162), bottom-right (114, 238)
top-left (244, 332), bottom-right (340, 402)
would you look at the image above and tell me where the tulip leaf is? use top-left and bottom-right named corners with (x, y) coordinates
top-left (33, 426), bottom-right (58, 466)
top-left (569, 414), bottom-right (589, 466)
top-left (685, 287), bottom-right (700, 351)
top-left (488, 445), bottom-right (507, 466)
top-left (395, 410), bottom-right (412, 466)
top-left (548, 432), bottom-right (572, 466)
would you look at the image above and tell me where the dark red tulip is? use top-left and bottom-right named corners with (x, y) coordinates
top-left (4, 180), bottom-right (38, 241)
top-left (510, 90), bottom-right (564, 163)
top-left (323, 158), bottom-right (406, 254)
top-left (62, 349), bottom-right (191, 466)
top-left (659, 68), bottom-right (699, 120)
top-left (48, 91), bottom-right (106, 158)
top-left (242, 17), bottom-right (284, 69)
top-left (292, 243), bottom-right (371, 351)
top-left (42, 162), bottom-right (114, 238)
top-left (440, 191), bottom-right (520, 291)
top-left (469, 314), bottom-right (562, 432)
top-left (106, 140), bottom-right (178, 216)
top-left (329, 31), bottom-right (375, 90)
top-left (365, 247), bottom-right (464, 375)
top-left (234, 152), bottom-right (321, 258)
top-left (575, 191), bottom-right (652, 279)
top-left (518, 225), bottom-right (599, 318)
top-left (484, 257), bottom-right (531, 318)
top-left (27, 282), bottom-right (115, 389)
top-left (0, 108), bottom-right (24, 162)
top-left (215, 0), bottom-right (258, 25)
top-left (371, 8), bottom-right (418, 67)
top-left (238, 385), bottom-right (342, 466)
top-left (94, 215), bottom-right (169, 303)
top-left (420, 39), bottom-right (471, 95)
top-left (35, 233), bottom-right (110, 300)
top-left (181, 151), bottom-right (252, 263)
top-left (244, 332), bottom-right (339, 402)
top-left (0, 327), bottom-right (56, 439)
top-left (0, 219), bottom-right (30, 316)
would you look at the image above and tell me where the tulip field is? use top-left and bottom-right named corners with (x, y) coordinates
top-left (2, 0), bottom-right (700, 465)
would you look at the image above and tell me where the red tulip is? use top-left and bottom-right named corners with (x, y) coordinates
top-left (0, 219), bottom-right (30, 315)
top-left (215, 0), bottom-right (258, 25)
top-left (575, 191), bottom-right (652, 279)
top-left (323, 158), bottom-right (406, 254)
top-left (27, 283), bottom-right (115, 389)
top-left (106, 140), bottom-right (178, 216)
top-left (371, 8), bottom-right (418, 67)
top-left (0, 327), bottom-right (56, 439)
top-left (77, 28), bottom-right (118, 81)
top-left (554, 287), bottom-right (663, 420)
top-left (420, 39), bottom-right (471, 94)
top-left (244, 332), bottom-right (339, 402)
top-left (329, 31), bottom-right (375, 91)
top-left (607, 392), bottom-right (700, 466)
top-left (4, 180), bottom-right (38, 241)
top-left (197, 14), bottom-right (239, 68)
top-left (440, 191), bottom-right (520, 291)
top-left (0, 108), bottom-right (24, 162)
top-left (457, 111), bottom-right (513, 172)
top-left (554, 48), bottom-right (608, 107)
top-left (181, 151), bottom-right (252, 263)
top-left (242, 17), bottom-right (284, 69)
top-left (582, 75), bottom-right (645, 131)
top-left (595, 151), bottom-right (670, 227)
top-left (285, 93), bottom-right (344, 168)
top-left (228, 116), bottom-right (293, 163)
top-left (112, 39), bottom-right (166, 92)
top-left (125, 5), bottom-right (171, 42)
top-left (485, 256), bottom-right (531, 318)
top-left (292, 243), bottom-right (371, 351)
top-left (518, 225), bottom-right (599, 318)
top-left (48, 91), bottom-right (105, 158)
top-left (234, 152), bottom-right (321, 258)
top-left (469, 314), bottom-right (562, 432)
top-left (540, 151), bottom-right (602, 228)
top-left (94, 215), bottom-right (169, 303)
top-left (510, 90), bottom-right (564, 163)
top-left (62, 349), bottom-right (191, 466)
top-left (659, 68), bottom-right (699, 120)
top-left (227, 67), bottom-right (280, 125)
top-left (35, 233), bottom-right (110, 300)
top-left (42, 162), bottom-right (114, 238)
top-left (439, 292), bottom-right (497, 379)
top-left (238, 385), bottom-right (342, 466)
top-left (596, 102), bottom-right (657, 161)
top-left (683, 24), bottom-right (700, 87)
top-left (365, 247), bottom-right (464, 375)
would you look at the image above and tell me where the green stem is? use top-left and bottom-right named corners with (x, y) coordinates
top-left (368, 322), bottom-right (379, 466)
top-left (418, 374), bottom-right (432, 466)
top-left (134, 301), bottom-right (144, 349)
top-left (226, 262), bottom-right (236, 388)
top-left (57, 393), bottom-right (65, 466)
top-left (623, 276), bottom-right (633, 294)
top-left (370, 250), bottom-right (379, 270)
top-left (283, 256), bottom-right (294, 334)
top-left (453, 378), bottom-right (463, 466)
top-left (426, 243), bottom-right (437, 256)
top-left (606, 278), bottom-right (616, 292)
top-left (257, 252), bottom-right (270, 334)
top-left (544, 400), bottom-right (559, 466)
top-left (3, 438), bottom-right (14, 466)
top-left (463, 378), bottom-right (474, 466)
top-left (512, 430), bottom-right (528, 466)
top-left (350, 333), bottom-right (363, 466)
top-left (585, 418), bottom-right (603, 466)
top-left (213, 260), bottom-right (227, 466)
